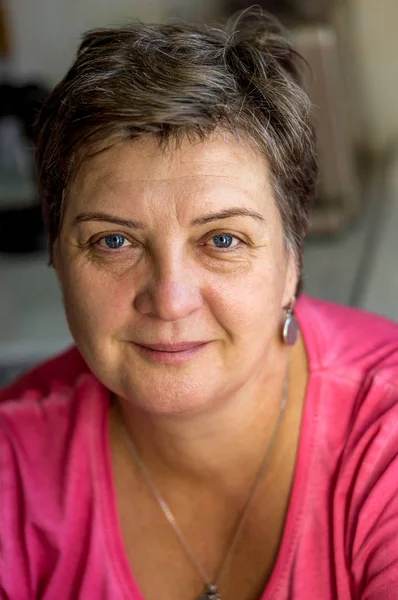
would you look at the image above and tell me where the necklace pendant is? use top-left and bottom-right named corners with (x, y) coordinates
top-left (198, 583), bottom-right (221, 600)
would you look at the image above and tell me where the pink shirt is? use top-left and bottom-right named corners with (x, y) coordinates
top-left (1, 296), bottom-right (398, 599)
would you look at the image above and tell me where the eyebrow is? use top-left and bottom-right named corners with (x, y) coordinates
top-left (191, 208), bottom-right (265, 226)
top-left (72, 207), bottom-right (266, 229)
top-left (72, 212), bottom-right (145, 229)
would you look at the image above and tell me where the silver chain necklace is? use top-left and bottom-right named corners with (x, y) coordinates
top-left (118, 374), bottom-right (288, 600)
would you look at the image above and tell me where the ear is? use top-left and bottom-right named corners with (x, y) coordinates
top-left (282, 249), bottom-right (299, 308)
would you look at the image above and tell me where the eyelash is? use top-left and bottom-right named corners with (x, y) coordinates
top-left (91, 231), bottom-right (246, 253)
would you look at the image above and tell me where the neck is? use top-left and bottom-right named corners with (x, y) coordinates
top-left (113, 339), bottom-right (307, 490)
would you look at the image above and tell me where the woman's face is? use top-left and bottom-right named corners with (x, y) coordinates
top-left (56, 133), bottom-right (298, 414)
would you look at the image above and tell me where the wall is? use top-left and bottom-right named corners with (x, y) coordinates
top-left (4, 0), bottom-right (214, 83)
top-left (347, 0), bottom-right (398, 152)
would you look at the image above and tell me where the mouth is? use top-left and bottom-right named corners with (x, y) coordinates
top-left (133, 341), bottom-right (210, 364)
top-left (138, 342), bottom-right (208, 352)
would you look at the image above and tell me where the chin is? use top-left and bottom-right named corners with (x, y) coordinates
top-left (113, 371), bottom-right (221, 416)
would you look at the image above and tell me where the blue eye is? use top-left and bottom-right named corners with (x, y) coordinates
top-left (212, 234), bottom-right (234, 248)
top-left (104, 234), bottom-right (126, 249)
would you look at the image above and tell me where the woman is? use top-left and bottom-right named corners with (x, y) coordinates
top-left (1, 10), bottom-right (398, 600)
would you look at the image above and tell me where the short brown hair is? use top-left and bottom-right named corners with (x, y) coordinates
top-left (35, 8), bottom-right (317, 267)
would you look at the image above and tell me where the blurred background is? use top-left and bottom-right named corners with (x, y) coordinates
top-left (1, 0), bottom-right (397, 385)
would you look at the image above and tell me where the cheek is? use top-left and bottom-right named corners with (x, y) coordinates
top-left (208, 258), bottom-right (285, 338)
top-left (58, 260), bottom-right (131, 338)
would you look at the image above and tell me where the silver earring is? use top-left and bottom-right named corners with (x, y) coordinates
top-left (282, 297), bottom-right (298, 346)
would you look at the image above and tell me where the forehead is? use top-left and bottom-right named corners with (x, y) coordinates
top-left (67, 132), bottom-right (275, 215)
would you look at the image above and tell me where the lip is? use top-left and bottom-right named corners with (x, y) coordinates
top-left (137, 342), bottom-right (208, 352)
top-left (133, 341), bottom-right (209, 364)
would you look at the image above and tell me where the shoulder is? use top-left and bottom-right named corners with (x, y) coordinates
top-left (0, 345), bottom-right (94, 459)
top-left (0, 370), bottom-right (106, 481)
top-left (297, 296), bottom-right (398, 462)
top-left (0, 345), bottom-right (89, 403)
top-left (297, 295), bottom-right (398, 385)
top-left (0, 346), bottom-right (105, 461)
top-left (297, 298), bottom-right (398, 524)
top-left (295, 299), bottom-right (398, 593)
top-left (0, 370), bottom-right (108, 597)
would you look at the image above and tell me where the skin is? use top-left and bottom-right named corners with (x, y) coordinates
top-left (55, 132), bottom-right (308, 600)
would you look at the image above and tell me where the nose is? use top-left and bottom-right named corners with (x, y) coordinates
top-left (133, 256), bottom-right (203, 322)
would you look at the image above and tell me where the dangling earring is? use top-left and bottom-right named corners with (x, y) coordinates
top-left (282, 296), bottom-right (298, 346)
